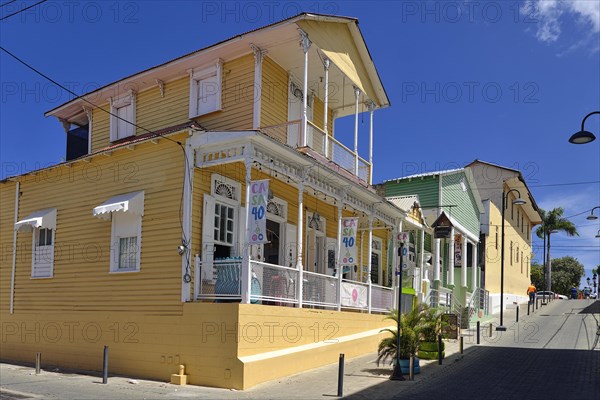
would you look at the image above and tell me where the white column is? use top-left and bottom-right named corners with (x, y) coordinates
top-left (434, 238), bottom-right (441, 283)
top-left (391, 225), bottom-right (398, 310)
top-left (461, 234), bottom-right (468, 288)
top-left (420, 228), bottom-right (426, 291)
top-left (448, 228), bottom-right (455, 286)
top-left (300, 30), bottom-right (311, 148)
top-left (323, 58), bottom-right (330, 158)
top-left (296, 179), bottom-right (305, 307)
top-left (367, 215), bottom-right (373, 313)
top-left (251, 44), bottom-right (265, 130)
top-left (353, 86), bottom-right (360, 175)
top-left (471, 241), bottom-right (478, 290)
top-left (181, 138), bottom-right (194, 302)
top-left (336, 197), bottom-right (343, 311)
top-left (368, 101), bottom-right (374, 185)
top-left (241, 155), bottom-right (253, 304)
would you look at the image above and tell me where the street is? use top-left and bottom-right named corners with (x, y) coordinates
top-left (1, 300), bottom-right (599, 400)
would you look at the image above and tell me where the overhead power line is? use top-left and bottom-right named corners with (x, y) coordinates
top-left (0, 0), bottom-right (47, 21)
top-left (0, 0), bottom-right (19, 8)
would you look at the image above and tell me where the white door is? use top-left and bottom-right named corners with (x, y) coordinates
top-left (201, 195), bottom-right (216, 283)
top-left (287, 82), bottom-right (313, 147)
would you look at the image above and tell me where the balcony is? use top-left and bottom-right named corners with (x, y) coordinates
top-left (261, 119), bottom-right (371, 184)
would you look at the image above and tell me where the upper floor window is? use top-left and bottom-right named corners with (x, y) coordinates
top-left (110, 91), bottom-right (136, 141)
top-left (189, 60), bottom-right (223, 118)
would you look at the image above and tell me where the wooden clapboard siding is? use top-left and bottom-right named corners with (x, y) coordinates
top-left (135, 76), bottom-right (190, 134)
top-left (4, 134), bottom-right (186, 315)
top-left (194, 54), bottom-right (255, 131)
top-left (261, 57), bottom-right (288, 128)
top-left (260, 56), bottom-right (334, 135)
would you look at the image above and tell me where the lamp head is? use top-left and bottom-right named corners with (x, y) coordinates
top-left (587, 214), bottom-right (598, 221)
top-left (596, 230), bottom-right (600, 239)
top-left (512, 198), bottom-right (527, 206)
top-left (568, 130), bottom-right (596, 144)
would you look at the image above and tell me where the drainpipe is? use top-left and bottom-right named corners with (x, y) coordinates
top-left (296, 179), bottom-right (305, 307)
top-left (242, 152), bottom-right (253, 304)
top-left (10, 181), bottom-right (19, 314)
top-left (336, 195), bottom-right (343, 311)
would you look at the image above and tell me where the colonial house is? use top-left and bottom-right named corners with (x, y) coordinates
top-left (465, 160), bottom-right (542, 312)
top-left (376, 168), bottom-right (486, 325)
top-left (0, 14), bottom-right (415, 390)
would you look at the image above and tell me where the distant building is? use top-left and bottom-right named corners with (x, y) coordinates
top-left (465, 160), bottom-right (542, 313)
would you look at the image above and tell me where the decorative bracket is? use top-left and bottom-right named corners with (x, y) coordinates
top-left (155, 79), bottom-right (165, 98)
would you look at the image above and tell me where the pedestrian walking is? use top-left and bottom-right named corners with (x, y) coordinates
top-left (527, 282), bottom-right (537, 304)
top-left (570, 286), bottom-right (578, 300)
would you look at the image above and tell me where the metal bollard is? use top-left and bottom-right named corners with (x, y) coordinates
top-left (337, 353), bottom-right (344, 397)
top-left (527, 302), bottom-right (530, 315)
top-left (438, 334), bottom-right (443, 365)
top-left (409, 356), bottom-right (414, 381)
top-left (102, 345), bottom-right (109, 384)
top-left (516, 305), bottom-right (519, 322)
top-left (489, 323), bottom-right (492, 337)
top-left (536, 299), bottom-right (539, 310)
top-left (35, 352), bottom-right (41, 375)
top-left (476, 321), bottom-right (480, 344)
top-left (459, 336), bottom-right (464, 354)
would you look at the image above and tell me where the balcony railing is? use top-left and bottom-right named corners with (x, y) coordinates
top-left (261, 119), bottom-right (371, 184)
top-left (195, 256), bottom-right (392, 313)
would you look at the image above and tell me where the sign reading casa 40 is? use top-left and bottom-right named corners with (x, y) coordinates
top-left (340, 217), bottom-right (358, 267)
top-left (248, 179), bottom-right (269, 244)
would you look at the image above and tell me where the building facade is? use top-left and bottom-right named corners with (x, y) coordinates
top-left (0, 14), bottom-right (414, 389)
top-left (465, 160), bottom-right (542, 313)
top-left (377, 169), bottom-right (485, 324)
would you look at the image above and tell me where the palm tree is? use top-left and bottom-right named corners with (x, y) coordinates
top-left (535, 207), bottom-right (578, 291)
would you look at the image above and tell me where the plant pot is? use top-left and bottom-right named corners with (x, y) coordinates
top-left (418, 341), bottom-right (445, 360)
top-left (397, 357), bottom-right (420, 374)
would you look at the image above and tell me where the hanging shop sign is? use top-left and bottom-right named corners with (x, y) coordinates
top-left (339, 217), bottom-right (358, 268)
top-left (248, 179), bottom-right (269, 244)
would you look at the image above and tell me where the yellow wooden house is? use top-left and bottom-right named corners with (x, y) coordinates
top-left (0, 14), bottom-right (419, 389)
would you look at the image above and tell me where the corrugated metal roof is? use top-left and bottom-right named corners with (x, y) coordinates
top-left (383, 168), bottom-right (463, 182)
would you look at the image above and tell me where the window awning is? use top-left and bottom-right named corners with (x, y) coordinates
top-left (93, 191), bottom-right (144, 221)
top-left (15, 208), bottom-right (57, 232)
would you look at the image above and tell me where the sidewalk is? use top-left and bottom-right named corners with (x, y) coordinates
top-left (0, 300), bottom-right (569, 400)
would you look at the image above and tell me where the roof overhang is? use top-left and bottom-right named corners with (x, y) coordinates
top-left (46, 13), bottom-right (390, 124)
top-left (15, 208), bottom-right (57, 232)
top-left (504, 177), bottom-right (542, 225)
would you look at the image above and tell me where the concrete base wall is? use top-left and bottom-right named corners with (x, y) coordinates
top-left (0, 303), bottom-right (392, 390)
top-left (489, 293), bottom-right (529, 315)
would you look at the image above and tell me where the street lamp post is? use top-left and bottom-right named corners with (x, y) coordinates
top-left (497, 187), bottom-right (527, 331)
top-left (568, 111), bottom-right (599, 144)
top-left (546, 229), bottom-right (559, 295)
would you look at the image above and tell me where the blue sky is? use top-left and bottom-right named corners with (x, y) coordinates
top-left (1, 1), bottom-right (599, 286)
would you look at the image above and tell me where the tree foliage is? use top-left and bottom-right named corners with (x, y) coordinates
top-left (535, 207), bottom-right (579, 240)
top-left (530, 262), bottom-right (544, 289)
top-left (549, 256), bottom-right (585, 295)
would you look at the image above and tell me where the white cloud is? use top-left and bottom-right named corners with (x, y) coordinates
top-left (522, 0), bottom-right (600, 44)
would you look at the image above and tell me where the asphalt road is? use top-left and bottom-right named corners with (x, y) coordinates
top-left (1, 300), bottom-right (598, 400)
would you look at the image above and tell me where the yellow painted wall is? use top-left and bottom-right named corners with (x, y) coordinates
top-left (0, 133), bottom-right (186, 315)
top-left (484, 201), bottom-right (532, 296)
top-left (0, 303), bottom-right (391, 390)
top-left (90, 55), bottom-right (255, 153)
top-left (260, 56), bottom-right (333, 135)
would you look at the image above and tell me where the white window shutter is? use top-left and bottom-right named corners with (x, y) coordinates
top-left (202, 194), bottom-right (216, 282)
top-left (237, 206), bottom-right (246, 258)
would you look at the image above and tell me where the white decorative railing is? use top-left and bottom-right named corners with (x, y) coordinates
top-left (195, 258), bottom-right (394, 313)
top-left (261, 120), bottom-right (371, 184)
top-left (302, 270), bottom-right (338, 308)
top-left (371, 284), bottom-right (394, 312)
top-left (249, 260), bottom-right (299, 306)
top-left (196, 258), bottom-right (243, 301)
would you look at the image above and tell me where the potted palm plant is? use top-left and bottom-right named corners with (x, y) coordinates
top-left (376, 306), bottom-right (423, 374)
top-left (417, 306), bottom-right (446, 360)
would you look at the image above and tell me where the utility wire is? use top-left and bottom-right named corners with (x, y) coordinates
top-left (0, 0), bottom-right (47, 21)
top-left (0, 0), bottom-right (19, 8)
top-left (0, 44), bottom-right (195, 281)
